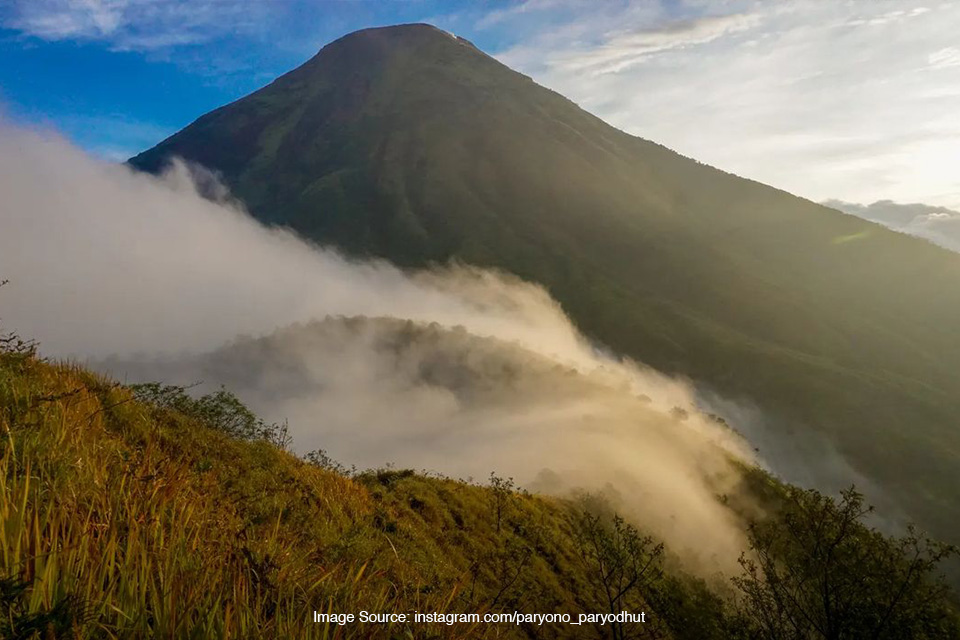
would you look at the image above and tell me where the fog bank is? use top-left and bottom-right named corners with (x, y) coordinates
top-left (1, 123), bottom-right (754, 572)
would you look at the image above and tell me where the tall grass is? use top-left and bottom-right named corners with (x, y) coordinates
top-left (0, 356), bottom-right (493, 638)
top-left (2, 330), bottom-right (957, 638)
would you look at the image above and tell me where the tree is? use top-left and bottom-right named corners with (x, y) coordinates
top-left (574, 500), bottom-right (665, 640)
top-left (733, 487), bottom-right (960, 640)
top-left (488, 472), bottom-right (515, 534)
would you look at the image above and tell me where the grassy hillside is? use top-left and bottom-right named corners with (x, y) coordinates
top-left (129, 24), bottom-right (960, 545)
top-left (3, 328), bottom-right (960, 638)
top-left (0, 339), bottom-right (744, 638)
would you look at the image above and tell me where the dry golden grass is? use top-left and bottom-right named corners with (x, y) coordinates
top-left (6, 346), bottom-right (691, 639)
top-left (0, 357), bottom-right (495, 638)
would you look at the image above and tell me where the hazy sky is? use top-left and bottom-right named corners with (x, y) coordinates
top-left (1, 0), bottom-right (958, 209)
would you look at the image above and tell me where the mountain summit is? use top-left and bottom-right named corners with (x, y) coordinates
top-left (130, 24), bottom-right (960, 542)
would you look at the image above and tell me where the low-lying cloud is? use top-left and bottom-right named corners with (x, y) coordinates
top-left (0, 122), bottom-right (754, 573)
top-left (824, 199), bottom-right (960, 253)
top-left (104, 317), bottom-right (754, 571)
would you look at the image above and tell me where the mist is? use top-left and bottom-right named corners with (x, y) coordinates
top-left (0, 125), bottom-right (587, 362)
top-left (1, 123), bottom-right (755, 572)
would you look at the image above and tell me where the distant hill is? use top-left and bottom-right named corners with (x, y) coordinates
top-left (130, 24), bottom-right (960, 544)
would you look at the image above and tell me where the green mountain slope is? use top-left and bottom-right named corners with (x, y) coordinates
top-left (129, 24), bottom-right (960, 542)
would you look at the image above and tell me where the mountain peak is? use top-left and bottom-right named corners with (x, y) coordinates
top-left (312, 22), bottom-right (479, 62)
top-left (339, 22), bottom-right (463, 41)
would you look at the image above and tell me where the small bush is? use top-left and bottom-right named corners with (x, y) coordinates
top-left (130, 382), bottom-right (291, 447)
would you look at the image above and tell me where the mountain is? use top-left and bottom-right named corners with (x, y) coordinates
top-left (129, 24), bottom-right (960, 543)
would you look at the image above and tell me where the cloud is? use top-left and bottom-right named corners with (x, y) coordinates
top-left (928, 46), bottom-right (960, 70)
top-left (10, 0), bottom-right (126, 40)
top-left (3, 0), bottom-right (266, 51)
top-left (102, 316), bottom-right (758, 572)
top-left (0, 122), bottom-right (758, 573)
top-left (0, 126), bottom-right (583, 361)
top-left (824, 199), bottom-right (960, 252)
top-left (495, 0), bottom-right (960, 210)
top-left (475, 0), bottom-right (568, 30)
top-left (552, 13), bottom-right (762, 75)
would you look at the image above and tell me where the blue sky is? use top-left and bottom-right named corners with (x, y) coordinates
top-left (0, 1), bottom-right (504, 158)
top-left (1, 0), bottom-right (959, 210)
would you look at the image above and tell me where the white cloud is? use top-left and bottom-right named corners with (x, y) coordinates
top-left (475, 0), bottom-right (569, 30)
top-left (496, 0), bottom-right (960, 210)
top-left (552, 13), bottom-right (762, 75)
top-left (0, 122), bottom-right (757, 574)
top-left (824, 199), bottom-right (960, 252)
top-left (3, 0), bottom-right (265, 51)
top-left (928, 46), bottom-right (960, 69)
top-left (12, 0), bottom-right (126, 39)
